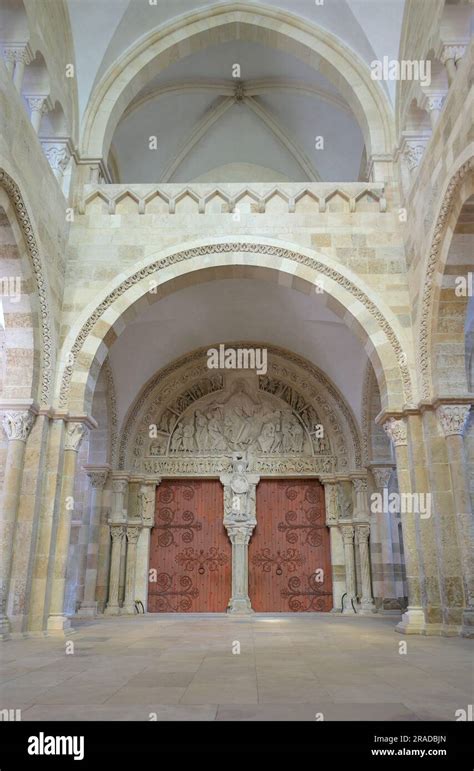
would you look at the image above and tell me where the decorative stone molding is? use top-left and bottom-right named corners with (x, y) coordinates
top-left (383, 417), bottom-right (408, 447)
top-left (59, 242), bottom-right (413, 407)
top-left (419, 158), bottom-right (474, 398)
top-left (436, 404), bottom-right (471, 437)
top-left (2, 410), bottom-right (35, 442)
top-left (103, 359), bottom-right (118, 466)
top-left (64, 422), bottom-right (87, 453)
top-left (0, 169), bottom-right (54, 404)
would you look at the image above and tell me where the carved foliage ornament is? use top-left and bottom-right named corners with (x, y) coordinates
top-left (383, 417), bottom-right (407, 447)
top-left (436, 404), bottom-right (471, 437)
top-left (2, 410), bottom-right (35, 442)
top-left (59, 243), bottom-right (413, 407)
top-left (64, 422), bottom-right (87, 452)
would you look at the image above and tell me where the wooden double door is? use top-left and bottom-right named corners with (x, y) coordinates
top-left (148, 479), bottom-right (231, 612)
top-left (248, 479), bottom-right (333, 612)
top-left (148, 478), bottom-right (332, 613)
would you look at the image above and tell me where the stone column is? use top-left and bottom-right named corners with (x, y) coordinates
top-left (340, 524), bottom-right (357, 614)
top-left (437, 404), bottom-right (474, 637)
top-left (356, 524), bottom-right (376, 613)
top-left (0, 409), bottom-right (36, 637)
top-left (2, 44), bottom-right (32, 89)
top-left (220, 455), bottom-right (258, 614)
top-left (324, 480), bottom-right (344, 611)
top-left (371, 467), bottom-right (397, 606)
top-left (123, 525), bottom-right (141, 614)
top-left (47, 421), bottom-right (87, 634)
top-left (383, 417), bottom-right (425, 633)
top-left (77, 467), bottom-right (109, 617)
top-left (105, 526), bottom-right (126, 615)
top-left (136, 480), bottom-right (159, 611)
top-left (25, 95), bottom-right (51, 133)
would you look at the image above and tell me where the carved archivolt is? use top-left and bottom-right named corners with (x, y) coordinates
top-left (0, 168), bottom-right (54, 405)
top-left (418, 157), bottom-right (474, 398)
top-left (119, 344), bottom-right (362, 476)
top-left (59, 241), bottom-right (413, 407)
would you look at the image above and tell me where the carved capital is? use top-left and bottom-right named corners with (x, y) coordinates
top-left (352, 478), bottom-right (368, 495)
top-left (25, 95), bottom-right (51, 114)
top-left (426, 95), bottom-right (445, 113)
top-left (441, 44), bottom-right (466, 64)
top-left (225, 524), bottom-right (255, 546)
top-left (64, 422), bottom-right (87, 452)
top-left (371, 467), bottom-right (393, 490)
top-left (2, 410), bottom-right (35, 442)
top-left (110, 525), bottom-right (125, 543)
top-left (436, 404), bottom-right (471, 437)
top-left (42, 142), bottom-right (71, 175)
top-left (2, 43), bottom-right (32, 65)
top-left (126, 526), bottom-right (141, 544)
top-left (383, 417), bottom-right (407, 447)
top-left (356, 524), bottom-right (370, 543)
top-left (340, 525), bottom-right (354, 545)
top-left (403, 141), bottom-right (427, 172)
top-left (86, 469), bottom-right (108, 488)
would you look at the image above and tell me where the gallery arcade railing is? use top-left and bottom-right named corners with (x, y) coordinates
top-left (77, 182), bottom-right (387, 216)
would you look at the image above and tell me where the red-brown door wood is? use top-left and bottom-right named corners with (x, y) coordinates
top-left (148, 479), bottom-right (230, 612)
top-left (249, 479), bottom-right (333, 612)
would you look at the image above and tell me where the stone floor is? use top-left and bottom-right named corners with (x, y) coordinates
top-left (1, 614), bottom-right (472, 721)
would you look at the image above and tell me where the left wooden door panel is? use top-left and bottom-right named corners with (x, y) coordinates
top-left (148, 479), bottom-right (230, 612)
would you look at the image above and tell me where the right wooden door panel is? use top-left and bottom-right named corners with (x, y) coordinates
top-left (249, 479), bottom-right (333, 612)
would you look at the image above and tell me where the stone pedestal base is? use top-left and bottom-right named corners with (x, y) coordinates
top-left (76, 602), bottom-right (98, 618)
top-left (359, 599), bottom-right (377, 615)
top-left (0, 622), bottom-right (10, 640)
top-left (46, 614), bottom-right (74, 636)
top-left (395, 608), bottom-right (426, 635)
top-left (121, 604), bottom-right (136, 615)
top-left (342, 595), bottom-right (357, 614)
top-left (227, 598), bottom-right (254, 615)
top-left (104, 605), bottom-right (121, 616)
top-left (461, 609), bottom-right (474, 638)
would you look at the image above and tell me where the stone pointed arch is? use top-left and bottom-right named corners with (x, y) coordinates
top-left (55, 236), bottom-right (414, 415)
top-left (81, 2), bottom-right (395, 166)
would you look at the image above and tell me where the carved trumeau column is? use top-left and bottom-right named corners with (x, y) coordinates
top-left (220, 454), bottom-right (258, 614)
top-left (436, 404), bottom-right (474, 637)
top-left (47, 421), bottom-right (88, 633)
top-left (340, 524), bottom-right (357, 614)
top-left (105, 526), bottom-right (126, 615)
top-left (383, 417), bottom-right (425, 634)
top-left (356, 524), bottom-right (376, 613)
top-left (0, 409), bottom-right (36, 638)
top-left (77, 467), bottom-right (109, 617)
top-left (123, 526), bottom-right (141, 614)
